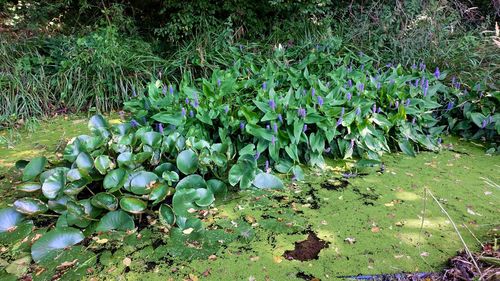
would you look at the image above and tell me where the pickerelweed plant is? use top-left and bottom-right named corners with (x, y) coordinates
top-left (1, 50), bottom-right (497, 265)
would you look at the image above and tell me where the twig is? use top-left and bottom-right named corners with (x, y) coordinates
top-left (425, 188), bottom-right (482, 276)
top-left (462, 223), bottom-right (484, 248)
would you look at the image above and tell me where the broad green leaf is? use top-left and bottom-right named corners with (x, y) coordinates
top-left (88, 115), bottom-right (110, 138)
top-left (103, 168), bottom-right (127, 191)
top-left (0, 208), bottom-right (24, 233)
top-left (16, 182), bottom-right (41, 193)
top-left (176, 149), bottom-right (199, 175)
top-left (398, 139), bottom-right (416, 157)
top-left (119, 197), bottom-right (147, 214)
top-left (13, 198), bottom-right (48, 215)
top-left (94, 155), bottom-right (113, 175)
top-left (151, 112), bottom-right (183, 126)
top-left (75, 152), bottom-right (94, 171)
top-left (207, 179), bottom-right (227, 199)
top-left (129, 171), bottom-right (158, 195)
top-left (31, 227), bottom-right (84, 263)
top-left (95, 210), bottom-right (135, 232)
top-left (159, 204), bottom-right (175, 226)
top-left (42, 170), bottom-right (66, 199)
top-left (175, 174), bottom-right (207, 190)
top-left (22, 157), bottom-right (47, 182)
top-left (90, 193), bottom-right (118, 211)
top-left (228, 154), bottom-right (257, 189)
top-left (252, 173), bottom-right (284, 189)
top-left (172, 188), bottom-right (214, 217)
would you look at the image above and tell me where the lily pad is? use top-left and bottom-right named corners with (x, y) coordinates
top-left (91, 193), bottom-right (118, 211)
top-left (119, 197), bottom-right (147, 214)
top-left (95, 210), bottom-right (135, 232)
top-left (13, 198), bottom-right (48, 215)
top-left (149, 184), bottom-right (174, 205)
top-left (42, 169), bottom-right (66, 199)
top-left (94, 155), bottom-right (113, 175)
top-left (172, 188), bottom-right (214, 217)
top-left (22, 156), bottom-right (47, 182)
top-left (175, 174), bottom-right (207, 190)
top-left (176, 149), bottom-right (199, 175)
top-left (31, 227), bottom-right (85, 263)
top-left (159, 204), bottom-right (175, 226)
top-left (16, 182), bottom-right (41, 193)
top-left (252, 172), bottom-right (284, 189)
top-left (75, 152), bottom-right (94, 171)
top-left (129, 171), bottom-right (158, 195)
top-left (103, 168), bottom-right (127, 191)
top-left (0, 208), bottom-right (24, 233)
top-left (207, 179), bottom-right (228, 199)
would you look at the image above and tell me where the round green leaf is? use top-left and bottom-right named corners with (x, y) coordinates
top-left (117, 152), bottom-right (135, 168)
top-left (141, 131), bottom-right (162, 148)
top-left (63, 178), bottom-right (90, 196)
top-left (0, 208), bottom-right (24, 233)
top-left (175, 174), bottom-right (207, 190)
top-left (31, 227), bottom-right (84, 263)
top-left (103, 168), bottom-right (127, 191)
top-left (252, 172), bottom-right (284, 189)
top-left (42, 169), bottom-right (66, 199)
top-left (13, 198), bottom-right (48, 215)
top-left (176, 149), bottom-right (198, 175)
top-left (153, 163), bottom-right (176, 177)
top-left (95, 210), bottom-right (135, 232)
top-left (119, 197), bottom-right (147, 214)
top-left (129, 171), bottom-right (158, 195)
top-left (172, 188), bottom-right (214, 217)
top-left (75, 152), bottom-right (94, 171)
top-left (16, 182), bottom-right (41, 193)
top-left (40, 167), bottom-right (69, 185)
top-left (159, 204), bottom-right (175, 226)
top-left (22, 157), bottom-right (47, 182)
top-left (162, 171), bottom-right (179, 185)
top-left (176, 216), bottom-right (202, 232)
top-left (90, 193), bottom-right (118, 211)
top-left (207, 179), bottom-right (228, 199)
top-left (88, 115), bottom-right (110, 139)
top-left (94, 155), bottom-right (113, 175)
top-left (149, 184), bottom-right (174, 205)
top-left (48, 195), bottom-right (71, 214)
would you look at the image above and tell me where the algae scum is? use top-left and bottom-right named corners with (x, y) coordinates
top-left (0, 116), bottom-right (498, 280)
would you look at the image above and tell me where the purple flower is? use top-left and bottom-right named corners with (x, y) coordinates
top-left (192, 97), bottom-right (199, 108)
top-left (273, 122), bottom-right (278, 133)
top-left (419, 62), bottom-right (426, 71)
top-left (169, 85), bottom-right (174, 95)
top-left (336, 118), bottom-right (343, 127)
top-left (489, 116), bottom-right (493, 123)
top-left (190, 110), bottom-right (194, 117)
top-left (317, 96), bottom-right (324, 107)
top-left (434, 67), bottom-right (440, 79)
top-left (481, 119), bottom-right (487, 128)
top-left (438, 138), bottom-right (442, 145)
top-left (240, 122), bottom-right (245, 130)
top-left (278, 114), bottom-right (283, 123)
top-left (341, 107), bottom-right (345, 116)
top-left (303, 124), bottom-right (308, 132)
top-left (266, 124), bottom-right (270, 130)
top-left (162, 85), bottom-right (167, 95)
top-left (395, 101), bottom-right (399, 109)
top-left (451, 76), bottom-right (456, 86)
top-left (130, 119), bottom-right (139, 127)
top-left (414, 79), bottom-right (420, 88)
top-left (224, 105), bottom-right (229, 114)
top-left (386, 63), bottom-right (392, 68)
top-left (348, 80), bottom-right (353, 87)
top-left (324, 147), bottom-right (331, 153)
top-left (297, 108), bottom-right (306, 118)
top-left (357, 83), bottom-right (364, 93)
top-left (372, 104), bottom-right (377, 113)
top-left (271, 135), bottom-right (276, 145)
top-left (446, 101), bottom-right (454, 111)
top-left (423, 80), bottom-right (429, 97)
top-left (376, 82), bottom-right (381, 90)
top-left (255, 151), bottom-right (260, 160)
top-left (412, 117), bottom-right (416, 124)
top-left (262, 82), bottom-right (267, 90)
top-left (269, 99), bottom-right (276, 110)
top-left (185, 97), bottom-right (190, 104)
top-left (181, 107), bottom-right (186, 117)
top-left (132, 88), bottom-right (137, 97)
top-left (311, 88), bottom-right (316, 97)
top-left (355, 107), bottom-right (361, 115)
top-left (411, 63), bottom-right (417, 70)
top-left (350, 139), bottom-right (355, 148)
top-left (265, 160), bottom-right (269, 172)
top-left (377, 107), bottom-right (382, 113)
top-left (158, 123), bottom-right (164, 133)
top-left (217, 79), bottom-right (221, 87)
top-left (390, 79), bottom-right (395, 85)
top-left (346, 92), bottom-right (352, 101)
top-left (405, 99), bottom-right (411, 106)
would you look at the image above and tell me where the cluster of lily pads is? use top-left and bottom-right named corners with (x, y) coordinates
top-left (0, 114), bottom-right (283, 263)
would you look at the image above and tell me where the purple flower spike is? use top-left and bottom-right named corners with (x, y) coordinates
top-left (255, 151), bottom-right (260, 160)
top-left (265, 160), bottom-right (270, 173)
top-left (262, 82), bottom-right (267, 90)
top-left (438, 138), bottom-right (442, 145)
top-left (481, 119), bottom-right (487, 128)
top-left (303, 124), bottom-right (308, 133)
top-left (411, 63), bottom-right (417, 70)
top-left (412, 117), bottom-right (416, 124)
top-left (348, 80), bottom-right (353, 87)
top-left (336, 118), bottom-right (343, 127)
top-left (389, 79), bottom-right (395, 85)
top-left (446, 101), bottom-right (454, 111)
top-left (350, 139), bottom-right (355, 148)
top-left (240, 122), bottom-right (245, 130)
top-left (162, 85), bottom-right (167, 95)
top-left (185, 97), bottom-right (190, 104)
top-left (356, 107), bottom-right (361, 116)
top-left (341, 107), bottom-right (345, 116)
top-left (377, 107), bottom-right (382, 113)
top-left (158, 123), bottom-right (164, 134)
top-left (189, 110), bottom-right (194, 117)
top-left (317, 96), bottom-right (324, 107)
top-left (269, 99), bottom-right (276, 110)
top-left (405, 98), bottom-right (411, 106)
top-left (217, 79), bottom-right (221, 87)
top-left (297, 108), bottom-right (306, 118)
top-left (224, 105), bottom-right (229, 114)
top-left (271, 135), bottom-right (276, 145)
top-left (395, 101), bottom-right (400, 108)
top-left (346, 92), bottom-right (352, 101)
top-left (419, 62), bottom-right (426, 71)
top-left (372, 104), bottom-right (377, 113)
top-left (376, 82), bottom-right (381, 90)
top-left (193, 97), bottom-right (199, 108)
top-left (311, 88), bottom-right (316, 97)
top-left (278, 114), bottom-right (283, 123)
top-left (434, 67), bottom-right (440, 79)
top-left (169, 85), bottom-right (174, 95)
top-left (273, 123), bottom-right (278, 133)
top-left (181, 107), bottom-right (186, 117)
top-left (358, 83), bottom-right (364, 93)
top-left (132, 88), bottom-right (137, 97)
top-left (130, 119), bottom-right (139, 127)
top-left (423, 80), bottom-right (429, 97)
